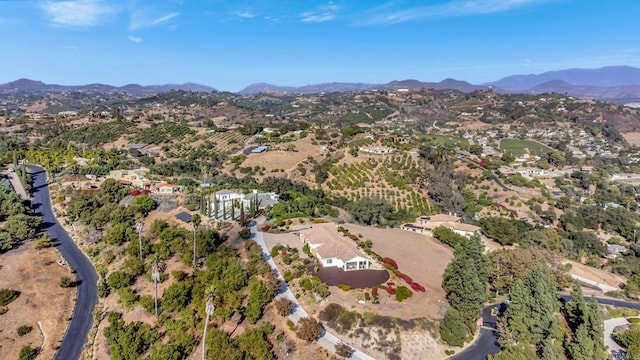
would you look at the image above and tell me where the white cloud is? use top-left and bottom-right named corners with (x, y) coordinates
top-left (362, 0), bottom-right (556, 25)
top-left (235, 11), bottom-right (256, 19)
top-left (41, 0), bottom-right (116, 27)
top-left (300, 3), bottom-right (339, 23)
top-left (130, 10), bottom-right (180, 30)
top-left (128, 36), bottom-right (143, 43)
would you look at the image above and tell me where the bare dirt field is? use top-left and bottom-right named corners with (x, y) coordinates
top-left (565, 260), bottom-right (627, 289)
top-left (0, 244), bottom-right (76, 359)
top-left (622, 132), bottom-right (640, 146)
top-left (241, 136), bottom-right (322, 172)
top-left (343, 223), bottom-right (454, 320)
top-left (263, 223), bottom-right (453, 321)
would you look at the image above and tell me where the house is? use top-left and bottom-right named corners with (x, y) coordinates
top-left (402, 214), bottom-right (480, 238)
top-left (359, 147), bottom-right (395, 155)
top-left (155, 183), bottom-right (181, 194)
top-left (607, 244), bottom-right (628, 259)
top-left (297, 223), bottom-right (372, 271)
top-left (107, 167), bottom-right (150, 188)
top-left (208, 189), bottom-right (280, 220)
top-left (215, 189), bottom-right (242, 202)
top-left (241, 190), bottom-right (280, 210)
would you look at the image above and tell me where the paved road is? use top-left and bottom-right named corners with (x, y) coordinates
top-left (251, 223), bottom-right (376, 360)
top-left (28, 165), bottom-right (98, 360)
top-left (448, 305), bottom-right (501, 360)
top-left (449, 297), bottom-right (640, 360)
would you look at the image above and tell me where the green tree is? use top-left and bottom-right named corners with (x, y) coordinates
top-left (442, 236), bottom-right (488, 333)
top-left (5, 214), bottom-right (41, 241)
top-left (439, 307), bottom-right (467, 346)
top-left (244, 278), bottom-right (273, 324)
top-left (488, 343), bottom-right (536, 360)
top-left (236, 327), bottom-right (274, 360)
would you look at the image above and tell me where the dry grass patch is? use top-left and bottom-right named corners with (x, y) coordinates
top-left (0, 244), bottom-right (76, 360)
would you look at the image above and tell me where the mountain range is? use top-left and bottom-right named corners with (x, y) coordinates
top-left (0, 78), bottom-right (216, 94)
top-left (4, 66), bottom-right (640, 100)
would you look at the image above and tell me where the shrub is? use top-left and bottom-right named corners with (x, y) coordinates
top-left (299, 279), bottom-right (313, 291)
top-left (18, 346), bottom-right (37, 360)
top-left (283, 271), bottom-right (295, 283)
top-left (0, 288), bottom-right (20, 306)
top-left (382, 257), bottom-right (398, 269)
top-left (275, 298), bottom-right (294, 317)
top-left (629, 317), bottom-right (640, 324)
top-left (335, 343), bottom-right (353, 358)
top-left (270, 245), bottom-right (284, 258)
top-left (17, 325), bottom-right (32, 336)
top-left (59, 276), bottom-right (75, 288)
top-left (116, 288), bottom-right (140, 309)
top-left (395, 286), bottom-right (413, 302)
top-left (296, 317), bottom-right (322, 341)
top-left (107, 271), bottom-right (134, 289)
top-left (371, 287), bottom-right (379, 299)
top-left (386, 287), bottom-right (396, 295)
top-left (287, 319), bottom-right (297, 330)
top-left (337, 284), bottom-right (352, 292)
top-left (397, 273), bottom-right (413, 284)
top-left (171, 270), bottom-right (188, 281)
top-left (410, 282), bottom-right (426, 292)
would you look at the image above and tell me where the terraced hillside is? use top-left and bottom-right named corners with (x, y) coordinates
top-left (324, 153), bottom-right (431, 215)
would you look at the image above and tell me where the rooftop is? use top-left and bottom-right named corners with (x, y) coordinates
top-left (298, 223), bottom-right (367, 261)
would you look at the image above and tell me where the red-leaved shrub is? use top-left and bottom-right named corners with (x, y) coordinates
top-left (386, 287), bottom-right (396, 295)
top-left (382, 257), bottom-right (398, 269)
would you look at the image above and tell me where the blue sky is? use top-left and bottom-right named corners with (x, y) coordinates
top-left (1, 0), bottom-right (639, 91)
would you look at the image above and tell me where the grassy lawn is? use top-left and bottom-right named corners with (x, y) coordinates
top-left (499, 138), bottom-right (554, 156)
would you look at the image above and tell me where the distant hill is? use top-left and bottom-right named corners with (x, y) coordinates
top-left (6, 65), bottom-right (640, 99)
top-left (0, 78), bottom-right (216, 94)
top-left (488, 66), bottom-right (640, 92)
top-left (383, 78), bottom-right (483, 92)
top-left (238, 82), bottom-right (382, 95)
top-left (239, 78), bottom-right (484, 95)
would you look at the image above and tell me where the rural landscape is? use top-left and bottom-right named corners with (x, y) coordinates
top-left (3, 65), bottom-right (640, 360)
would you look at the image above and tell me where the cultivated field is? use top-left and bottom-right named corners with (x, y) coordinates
top-left (499, 138), bottom-right (555, 156)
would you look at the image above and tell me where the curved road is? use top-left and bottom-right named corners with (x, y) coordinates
top-left (449, 296), bottom-right (640, 359)
top-left (29, 166), bottom-right (98, 360)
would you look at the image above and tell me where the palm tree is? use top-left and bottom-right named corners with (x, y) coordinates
top-left (135, 215), bottom-right (144, 259)
top-left (202, 284), bottom-right (217, 360)
top-left (192, 213), bottom-right (201, 269)
top-left (150, 254), bottom-right (164, 317)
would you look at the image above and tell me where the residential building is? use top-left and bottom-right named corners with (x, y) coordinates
top-left (297, 223), bottom-right (372, 271)
top-left (107, 167), bottom-right (150, 188)
top-left (401, 214), bottom-right (481, 238)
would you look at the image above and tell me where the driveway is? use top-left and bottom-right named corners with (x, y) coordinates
top-left (28, 165), bottom-right (98, 360)
top-left (604, 318), bottom-right (627, 353)
top-left (251, 223), bottom-right (376, 360)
